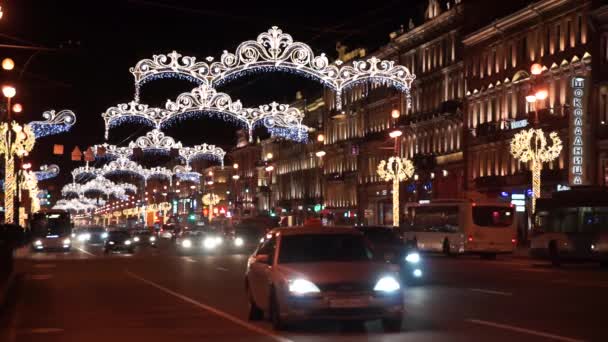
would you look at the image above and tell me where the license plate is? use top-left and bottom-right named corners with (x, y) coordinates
top-left (329, 297), bottom-right (369, 308)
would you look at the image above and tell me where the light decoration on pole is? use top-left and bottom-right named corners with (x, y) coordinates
top-left (102, 85), bottom-right (308, 142)
top-left (202, 193), bottom-right (220, 221)
top-left (173, 165), bottom-right (201, 184)
top-left (0, 122), bottom-right (36, 224)
top-left (34, 164), bottom-right (60, 181)
top-left (130, 27), bottom-right (415, 110)
top-left (510, 128), bottom-right (562, 213)
top-left (20, 170), bottom-right (40, 214)
top-left (377, 157), bottom-right (415, 228)
top-left (28, 110), bottom-right (76, 138)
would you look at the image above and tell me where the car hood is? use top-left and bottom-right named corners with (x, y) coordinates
top-left (275, 262), bottom-right (399, 284)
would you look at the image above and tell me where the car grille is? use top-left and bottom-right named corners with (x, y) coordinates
top-left (312, 308), bottom-right (385, 317)
top-left (317, 282), bottom-right (373, 293)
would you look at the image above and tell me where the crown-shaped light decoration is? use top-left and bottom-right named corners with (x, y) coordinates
top-left (34, 164), bottom-right (60, 181)
top-left (173, 165), bottom-right (201, 184)
top-left (29, 110), bottom-right (77, 138)
top-left (145, 166), bottom-right (173, 186)
top-left (130, 27), bottom-right (415, 110)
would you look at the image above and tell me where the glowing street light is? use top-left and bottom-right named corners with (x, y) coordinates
top-left (510, 129), bottom-right (562, 213)
top-left (535, 89), bottom-right (548, 100)
top-left (530, 63), bottom-right (543, 76)
top-left (2, 58), bottom-right (14, 71)
top-left (315, 150), bottom-right (326, 158)
top-left (317, 133), bottom-right (325, 142)
top-left (389, 129), bottom-right (403, 138)
top-left (265, 165), bottom-right (274, 172)
top-left (391, 108), bottom-right (400, 119)
top-left (377, 157), bottom-right (414, 227)
top-left (266, 152), bottom-right (273, 161)
top-left (12, 103), bottom-right (22, 113)
top-left (233, 163), bottom-right (238, 169)
top-left (2, 85), bottom-right (16, 98)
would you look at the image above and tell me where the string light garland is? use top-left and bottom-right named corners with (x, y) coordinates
top-left (173, 165), bottom-right (201, 184)
top-left (130, 27), bottom-right (415, 110)
top-left (377, 157), bottom-right (415, 228)
top-left (510, 128), bottom-right (562, 213)
top-left (29, 110), bottom-right (76, 138)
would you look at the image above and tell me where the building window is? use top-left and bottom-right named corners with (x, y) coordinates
top-left (566, 20), bottom-right (572, 48)
top-left (556, 24), bottom-right (561, 51)
top-left (546, 26), bottom-right (552, 55)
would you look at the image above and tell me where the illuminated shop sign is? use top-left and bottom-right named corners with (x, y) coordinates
top-left (509, 119), bottom-right (528, 130)
top-left (570, 77), bottom-right (587, 185)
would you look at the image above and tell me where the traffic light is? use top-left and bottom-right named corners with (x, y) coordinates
top-left (188, 214), bottom-right (196, 221)
top-left (46, 194), bottom-right (51, 199)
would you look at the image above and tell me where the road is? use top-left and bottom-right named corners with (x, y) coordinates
top-left (1, 241), bottom-right (607, 342)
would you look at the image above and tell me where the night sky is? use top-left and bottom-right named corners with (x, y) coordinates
top-left (1, 0), bottom-right (425, 193)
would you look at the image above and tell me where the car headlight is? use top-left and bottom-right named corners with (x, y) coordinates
top-left (405, 252), bottom-right (420, 264)
top-left (85, 233), bottom-right (91, 240)
top-left (374, 276), bottom-right (401, 293)
top-left (182, 239), bottom-right (192, 248)
top-left (125, 240), bottom-right (132, 245)
top-left (71, 233), bottom-right (76, 238)
top-left (63, 238), bottom-right (71, 245)
top-left (288, 279), bottom-right (321, 295)
top-left (77, 234), bottom-right (86, 242)
top-left (234, 237), bottom-right (244, 247)
top-left (203, 237), bottom-right (216, 249)
top-left (34, 240), bottom-right (42, 246)
top-left (101, 232), bottom-right (108, 239)
top-left (149, 236), bottom-right (156, 242)
top-left (109, 241), bottom-right (115, 245)
top-left (133, 236), bottom-right (140, 242)
top-left (413, 269), bottom-right (422, 278)
top-left (215, 236), bottom-right (223, 245)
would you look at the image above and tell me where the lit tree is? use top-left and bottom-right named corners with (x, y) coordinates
top-left (510, 128), bottom-right (562, 213)
top-left (377, 157), bottom-right (415, 227)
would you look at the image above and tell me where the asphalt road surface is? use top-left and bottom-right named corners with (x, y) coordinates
top-left (1, 240), bottom-right (607, 342)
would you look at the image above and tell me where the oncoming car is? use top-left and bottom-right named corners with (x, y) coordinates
top-left (245, 227), bottom-right (404, 331)
top-left (104, 230), bottom-right (135, 254)
top-left (176, 229), bottom-right (223, 254)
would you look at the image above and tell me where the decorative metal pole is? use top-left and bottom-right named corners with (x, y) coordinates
top-left (377, 157), bottom-right (414, 227)
top-left (0, 122), bottom-right (35, 224)
top-left (510, 128), bottom-right (562, 213)
top-left (202, 193), bottom-right (220, 222)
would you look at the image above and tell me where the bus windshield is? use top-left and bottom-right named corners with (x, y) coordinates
top-left (472, 206), bottom-right (514, 227)
top-left (408, 206), bottom-right (460, 233)
top-left (31, 212), bottom-right (71, 237)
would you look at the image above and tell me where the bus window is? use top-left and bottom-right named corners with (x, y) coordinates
top-left (582, 208), bottom-right (608, 233)
top-left (557, 209), bottom-right (578, 233)
top-left (472, 206), bottom-right (514, 227)
top-left (412, 206), bottom-right (459, 233)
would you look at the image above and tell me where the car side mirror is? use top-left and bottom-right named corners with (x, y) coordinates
top-left (255, 254), bottom-right (270, 264)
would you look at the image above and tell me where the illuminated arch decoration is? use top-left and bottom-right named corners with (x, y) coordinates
top-left (130, 27), bottom-right (415, 110)
top-left (173, 165), bottom-right (201, 184)
top-left (100, 157), bottom-right (148, 180)
top-left (118, 182), bottom-right (138, 194)
top-left (103, 85), bottom-right (307, 142)
top-left (53, 198), bottom-right (100, 212)
top-left (72, 165), bottom-right (100, 182)
top-left (145, 166), bottom-right (173, 186)
top-left (92, 143), bottom-right (133, 160)
top-left (128, 128), bottom-right (182, 151)
top-left (34, 164), bottom-right (60, 181)
top-left (29, 110), bottom-right (76, 138)
top-left (61, 182), bottom-right (83, 197)
top-left (179, 144), bottom-right (226, 168)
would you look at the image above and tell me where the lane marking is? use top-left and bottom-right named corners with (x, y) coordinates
top-left (182, 256), bottom-right (197, 263)
top-left (76, 247), bottom-right (96, 257)
top-left (19, 328), bottom-right (64, 334)
top-left (125, 271), bottom-right (292, 342)
top-left (467, 319), bottom-right (585, 342)
top-left (28, 274), bottom-right (53, 280)
top-left (469, 288), bottom-right (512, 296)
top-left (216, 267), bottom-right (229, 272)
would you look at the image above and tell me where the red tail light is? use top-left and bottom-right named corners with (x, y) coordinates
top-left (467, 235), bottom-right (473, 242)
top-left (511, 238), bottom-right (517, 244)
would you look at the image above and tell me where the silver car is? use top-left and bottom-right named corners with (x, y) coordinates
top-left (245, 226), bottom-right (404, 331)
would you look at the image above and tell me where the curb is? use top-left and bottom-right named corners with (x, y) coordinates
top-left (0, 271), bottom-right (16, 309)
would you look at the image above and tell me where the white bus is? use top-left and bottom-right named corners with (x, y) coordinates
top-left (531, 187), bottom-right (608, 267)
top-left (402, 200), bottom-right (517, 259)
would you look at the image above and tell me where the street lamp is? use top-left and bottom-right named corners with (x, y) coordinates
top-left (391, 107), bottom-right (400, 119)
top-left (12, 103), bottom-right (22, 113)
top-left (233, 163), bottom-right (238, 169)
top-left (2, 85), bottom-right (15, 99)
top-left (1, 58), bottom-right (14, 71)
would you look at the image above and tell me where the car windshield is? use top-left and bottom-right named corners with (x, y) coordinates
top-left (278, 234), bottom-right (373, 264)
top-left (136, 231), bottom-right (151, 236)
top-left (108, 231), bottom-right (130, 239)
top-left (360, 228), bottom-right (401, 246)
top-left (89, 227), bottom-right (104, 233)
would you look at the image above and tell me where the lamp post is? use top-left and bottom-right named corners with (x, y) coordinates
top-left (377, 157), bottom-right (414, 228)
top-left (315, 150), bottom-right (325, 212)
top-left (202, 193), bottom-right (220, 222)
top-left (510, 63), bottom-right (563, 214)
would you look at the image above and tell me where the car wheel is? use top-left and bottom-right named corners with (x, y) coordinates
top-left (549, 241), bottom-right (561, 267)
top-left (269, 290), bottom-right (288, 330)
top-left (246, 285), bottom-right (264, 321)
top-left (382, 317), bottom-right (402, 332)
